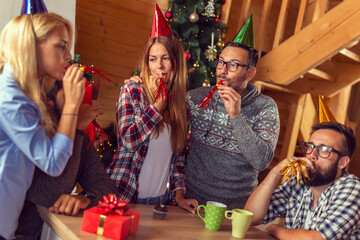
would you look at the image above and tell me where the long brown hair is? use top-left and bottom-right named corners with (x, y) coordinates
top-left (0, 13), bottom-right (73, 137)
top-left (140, 36), bottom-right (188, 153)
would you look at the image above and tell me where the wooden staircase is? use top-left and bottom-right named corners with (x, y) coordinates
top-left (226, 0), bottom-right (360, 166)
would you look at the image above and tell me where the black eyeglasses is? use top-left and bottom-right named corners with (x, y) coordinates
top-left (301, 142), bottom-right (345, 158)
top-left (215, 59), bottom-right (250, 72)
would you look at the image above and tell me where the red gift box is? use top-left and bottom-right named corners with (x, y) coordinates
top-left (81, 207), bottom-right (140, 240)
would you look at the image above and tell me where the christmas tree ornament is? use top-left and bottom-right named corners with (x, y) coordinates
top-left (189, 6), bottom-right (199, 23)
top-left (184, 42), bottom-right (191, 60)
top-left (193, 56), bottom-right (200, 68)
top-left (165, 11), bottom-right (174, 20)
top-left (205, 32), bottom-right (217, 61)
top-left (233, 13), bottom-right (255, 48)
top-left (318, 95), bottom-right (337, 123)
top-left (189, 12), bottom-right (199, 23)
top-left (216, 32), bottom-right (225, 49)
top-left (202, 80), bottom-right (210, 87)
top-left (165, 1), bottom-right (174, 20)
top-left (151, 4), bottom-right (173, 38)
top-left (203, 0), bottom-right (216, 17)
top-left (198, 80), bottom-right (223, 109)
top-left (21, 0), bottom-right (47, 15)
top-left (215, 10), bottom-right (221, 22)
top-left (184, 51), bottom-right (191, 60)
top-left (165, 11), bottom-right (173, 20)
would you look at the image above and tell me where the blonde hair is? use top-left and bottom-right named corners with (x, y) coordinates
top-left (140, 36), bottom-right (188, 153)
top-left (0, 13), bottom-right (73, 137)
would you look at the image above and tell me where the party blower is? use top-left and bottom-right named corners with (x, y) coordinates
top-left (67, 55), bottom-right (116, 144)
top-left (198, 80), bottom-right (223, 110)
top-left (154, 74), bottom-right (173, 103)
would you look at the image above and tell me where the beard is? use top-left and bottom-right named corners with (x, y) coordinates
top-left (216, 72), bottom-right (247, 93)
top-left (305, 158), bottom-right (339, 187)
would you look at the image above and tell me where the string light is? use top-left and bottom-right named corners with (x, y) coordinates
top-left (96, 140), bottom-right (113, 159)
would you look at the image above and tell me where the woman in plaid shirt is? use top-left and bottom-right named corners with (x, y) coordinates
top-left (107, 5), bottom-right (198, 214)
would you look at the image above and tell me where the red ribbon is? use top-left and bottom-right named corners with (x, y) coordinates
top-left (80, 64), bottom-right (115, 83)
top-left (92, 119), bottom-right (109, 145)
top-left (154, 77), bottom-right (173, 103)
top-left (198, 80), bottom-right (223, 110)
top-left (98, 194), bottom-right (129, 216)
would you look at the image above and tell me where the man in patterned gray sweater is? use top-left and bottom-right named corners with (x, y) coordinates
top-left (185, 41), bottom-right (280, 209)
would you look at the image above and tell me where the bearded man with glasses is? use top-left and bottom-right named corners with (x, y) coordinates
top-left (245, 122), bottom-right (360, 240)
top-left (184, 40), bottom-right (280, 209)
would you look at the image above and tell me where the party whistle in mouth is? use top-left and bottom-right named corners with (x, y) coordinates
top-left (198, 79), bottom-right (223, 110)
top-left (280, 160), bottom-right (310, 185)
top-left (68, 54), bottom-right (115, 83)
top-left (154, 74), bottom-right (173, 103)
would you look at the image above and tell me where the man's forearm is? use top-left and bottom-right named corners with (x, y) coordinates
top-left (244, 171), bottom-right (282, 225)
top-left (266, 224), bottom-right (324, 240)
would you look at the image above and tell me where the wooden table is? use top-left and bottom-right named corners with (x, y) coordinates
top-left (38, 204), bottom-right (275, 240)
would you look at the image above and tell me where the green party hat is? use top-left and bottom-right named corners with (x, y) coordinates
top-left (233, 14), bottom-right (255, 48)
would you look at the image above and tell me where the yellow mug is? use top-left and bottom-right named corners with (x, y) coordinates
top-left (224, 209), bottom-right (253, 238)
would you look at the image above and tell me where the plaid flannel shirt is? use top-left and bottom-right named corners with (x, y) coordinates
top-left (264, 171), bottom-right (360, 240)
top-left (106, 82), bottom-right (186, 203)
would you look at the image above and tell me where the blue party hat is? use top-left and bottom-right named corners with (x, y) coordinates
top-left (21, 0), bottom-right (48, 15)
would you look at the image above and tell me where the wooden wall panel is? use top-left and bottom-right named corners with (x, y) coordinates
top-left (75, 0), bottom-right (168, 127)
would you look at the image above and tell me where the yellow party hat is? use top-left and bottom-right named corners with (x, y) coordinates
top-left (318, 95), bottom-right (337, 123)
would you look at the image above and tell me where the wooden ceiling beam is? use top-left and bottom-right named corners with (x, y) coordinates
top-left (307, 68), bottom-right (336, 82)
top-left (287, 62), bottom-right (360, 97)
top-left (339, 48), bottom-right (360, 63)
top-left (255, 0), bottom-right (360, 85)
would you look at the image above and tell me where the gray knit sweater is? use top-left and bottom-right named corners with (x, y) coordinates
top-left (185, 83), bottom-right (280, 209)
top-left (15, 130), bottom-right (116, 239)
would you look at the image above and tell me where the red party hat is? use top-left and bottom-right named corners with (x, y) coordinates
top-left (151, 4), bottom-right (173, 38)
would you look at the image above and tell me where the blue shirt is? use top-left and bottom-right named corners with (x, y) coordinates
top-left (0, 64), bottom-right (73, 239)
top-left (264, 171), bottom-right (360, 240)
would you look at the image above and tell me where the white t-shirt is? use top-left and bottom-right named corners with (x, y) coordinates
top-left (138, 125), bottom-right (172, 198)
top-left (304, 207), bottom-right (315, 229)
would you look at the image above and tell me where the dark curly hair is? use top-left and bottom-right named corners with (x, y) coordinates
top-left (311, 122), bottom-right (356, 159)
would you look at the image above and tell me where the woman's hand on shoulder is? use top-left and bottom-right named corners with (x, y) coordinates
top-left (124, 75), bottom-right (143, 85)
top-left (62, 64), bottom-right (85, 112)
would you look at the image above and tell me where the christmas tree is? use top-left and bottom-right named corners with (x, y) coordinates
top-left (165, 0), bottom-right (228, 90)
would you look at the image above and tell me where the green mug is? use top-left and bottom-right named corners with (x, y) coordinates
top-left (225, 209), bottom-right (253, 238)
top-left (197, 201), bottom-right (227, 231)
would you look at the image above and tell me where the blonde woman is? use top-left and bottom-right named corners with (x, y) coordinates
top-left (107, 33), bottom-right (198, 213)
top-left (0, 13), bottom-right (84, 239)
